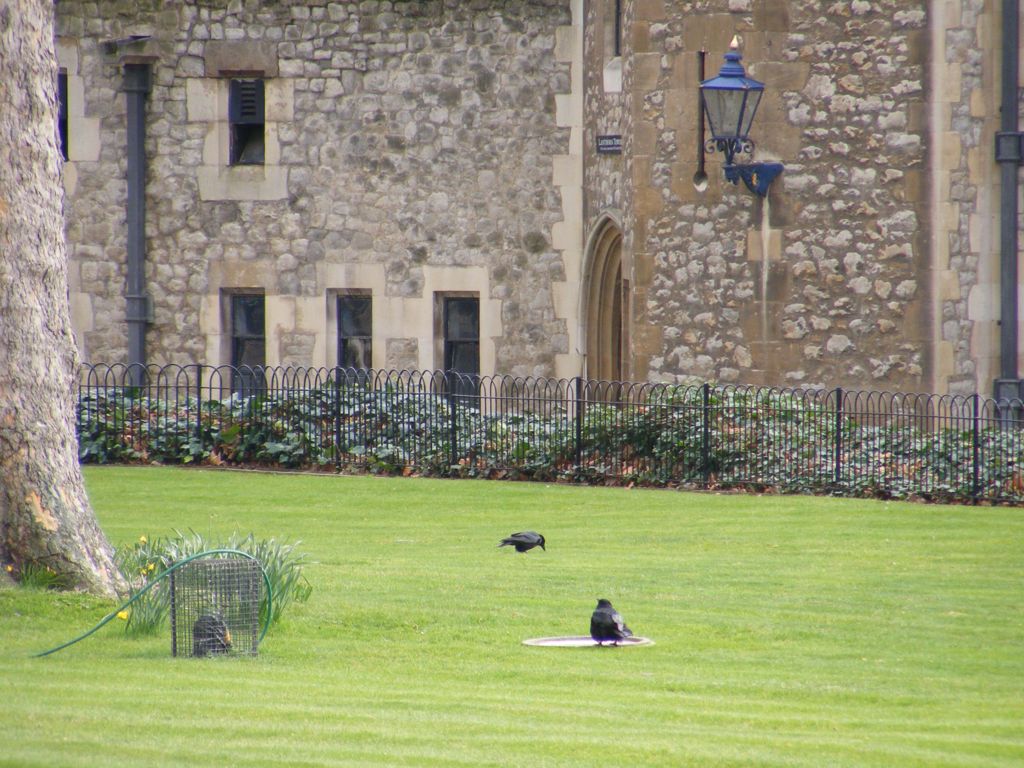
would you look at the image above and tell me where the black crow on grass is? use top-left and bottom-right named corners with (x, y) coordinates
top-left (590, 598), bottom-right (633, 645)
top-left (498, 531), bottom-right (546, 553)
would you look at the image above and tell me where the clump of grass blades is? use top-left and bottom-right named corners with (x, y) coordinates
top-left (114, 529), bottom-right (312, 636)
top-left (9, 559), bottom-right (71, 591)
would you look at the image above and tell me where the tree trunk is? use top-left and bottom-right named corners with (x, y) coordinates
top-left (0, 1), bottom-right (125, 596)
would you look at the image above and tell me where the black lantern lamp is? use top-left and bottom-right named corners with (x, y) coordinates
top-left (699, 36), bottom-right (783, 197)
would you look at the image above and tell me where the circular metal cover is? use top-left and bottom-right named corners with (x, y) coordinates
top-left (522, 635), bottom-right (654, 647)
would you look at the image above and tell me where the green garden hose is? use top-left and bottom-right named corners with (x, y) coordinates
top-left (33, 548), bottom-right (273, 658)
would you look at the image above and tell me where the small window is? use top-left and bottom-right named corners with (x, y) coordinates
top-left (230, 294), bottom-right (265, 394)
top-left (602, 0), bottom-right (624, 92)
top-left (337, 295), bottom-right (372, 370)
top-left (443, 297), bottom-right (479, 398)
top-left (57, 70), bottom-right (68, 161)
top-left (229, 79), bottom-right (265, 166)
top-left (613, 0), bottom-right (622, 58)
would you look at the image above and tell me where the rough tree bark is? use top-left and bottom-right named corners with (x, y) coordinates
top-left (0, 1), bottom-right (125, 596)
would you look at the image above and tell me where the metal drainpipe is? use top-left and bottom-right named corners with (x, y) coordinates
top-left (995, 0), bottom-right (1022, 402)
top-left (123, 63), bottom-right (151, 388)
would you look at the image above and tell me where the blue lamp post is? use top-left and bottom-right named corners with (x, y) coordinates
top-left (699, 36), bottom-right (783, 197)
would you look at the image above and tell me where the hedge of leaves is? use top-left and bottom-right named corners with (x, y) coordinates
top-left (76, 382), bottom-right (1024, 504)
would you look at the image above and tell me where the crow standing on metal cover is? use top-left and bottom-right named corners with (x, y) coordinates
top-left (497, 531), bottom-right (546, 553)
top-left (590, 598), bottom-right (633, 645)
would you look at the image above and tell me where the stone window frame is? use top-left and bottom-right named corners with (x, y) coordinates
top-left (187, 41), bottom-right (291, 201)
top-left (57, 37), bottom-right (102, 361)
top-left (221, 289), bottom-right (267, 393)
top-left (435, 292), bottom-right (481, 397)
top-left (55, 40), bottom-right (101, 178)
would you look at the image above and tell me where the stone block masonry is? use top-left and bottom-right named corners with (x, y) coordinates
top-left (57, 0), bottom-right (574, 378)
top-left (55, 0), bottom-right (1023, 394)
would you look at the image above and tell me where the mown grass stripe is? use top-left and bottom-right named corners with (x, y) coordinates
top-left (1, 466), bottom-right (1020, 767)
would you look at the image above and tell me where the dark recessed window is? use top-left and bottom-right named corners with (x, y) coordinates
top-left (338, 295), bottom-right (372, 370)
top-left (613, 0), bottom-right (622, 57)
top-left (230, 294), bottom-right (265, 394)
top-left (229, 78), bottom-right (265, 166)
top-left (58, 70), bottom-right (68, 161)
top-left (444, 297), bottom-right (479, 397)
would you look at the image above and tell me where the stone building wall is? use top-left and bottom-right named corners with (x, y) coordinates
top-left (597, 0), bottom-right (1023, 395)
top-left (57, 0), bottom-right (574, 378)
top-left (619, 0), bottom-right (932, 390)
top-left (56, 0), bottom-right (1023, 394)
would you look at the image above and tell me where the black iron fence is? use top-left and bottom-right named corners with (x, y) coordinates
top-left (76, 363), bottom-right (1024, 504)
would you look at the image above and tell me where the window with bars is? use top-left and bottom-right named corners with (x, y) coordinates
top-left (229, 78), bottom-right (265, 165)
top-left (230, 293), bottom-right (265, 394)
top-left (337, 295), bottom-right (372, 370)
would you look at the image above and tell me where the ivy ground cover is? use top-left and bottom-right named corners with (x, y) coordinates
top-left (1, 466), bottom-right (1022, 767)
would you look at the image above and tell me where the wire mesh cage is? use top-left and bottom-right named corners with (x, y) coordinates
top-left (169, 556), bottom-right (263, 658)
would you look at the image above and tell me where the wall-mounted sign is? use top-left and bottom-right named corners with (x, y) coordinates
top-left (596, 134), bottom-right (622, 154)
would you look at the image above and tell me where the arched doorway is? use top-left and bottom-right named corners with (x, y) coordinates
top-left (584, 217), bottom-right (625, 382)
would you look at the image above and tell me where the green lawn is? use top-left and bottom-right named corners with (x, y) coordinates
top-left (2, 466), bottom-right (1022, 767)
